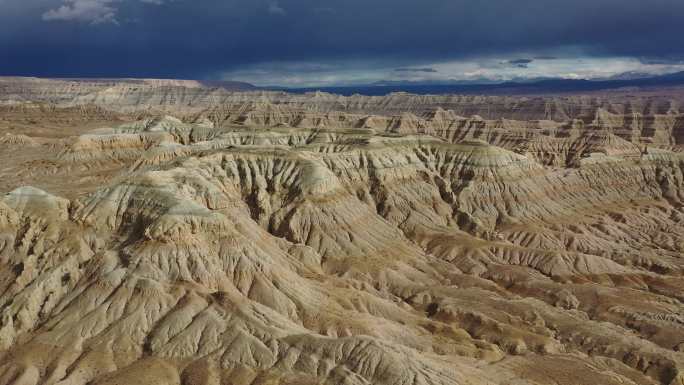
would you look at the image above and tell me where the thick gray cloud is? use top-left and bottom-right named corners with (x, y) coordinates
top-left (1, 0), bottom-right (683, 82)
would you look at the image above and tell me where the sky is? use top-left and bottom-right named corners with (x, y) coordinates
top-left (1, 0), bottom-right (684, 87)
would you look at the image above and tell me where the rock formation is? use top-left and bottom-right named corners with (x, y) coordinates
top-left (0, 77), bottom-right (683, 385)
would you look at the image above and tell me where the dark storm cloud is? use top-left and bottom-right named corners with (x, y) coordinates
top-left (505, 59), bottom-right (534, 68)
top-left (1, 0), bottom-right (683, 79)
top-left (394, 68), bottom-right (438, 73)
top-left (508, 59), bottom-right (534, 65)
top-left (508, 59), bottom-right (534, 64)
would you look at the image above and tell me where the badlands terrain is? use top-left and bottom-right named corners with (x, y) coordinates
top-left (0, 77), bottom-right (683, 385)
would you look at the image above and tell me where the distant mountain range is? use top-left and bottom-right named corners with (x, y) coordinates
top-left (280, 71), bottom-right (684, 96)
top-left (45, 77), bottom-right (258, 92)
top-left (32, 72), bottom-right (684, 96)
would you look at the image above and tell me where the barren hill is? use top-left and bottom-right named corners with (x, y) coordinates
top-left (0, 78), bottom-right (683, 385)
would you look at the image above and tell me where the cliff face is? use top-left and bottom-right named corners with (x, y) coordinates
top-left (0, 78), bottom-right (684, 385)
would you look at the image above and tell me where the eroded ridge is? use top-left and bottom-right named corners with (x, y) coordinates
top-left (0, 89), bottom-right (683, 385)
